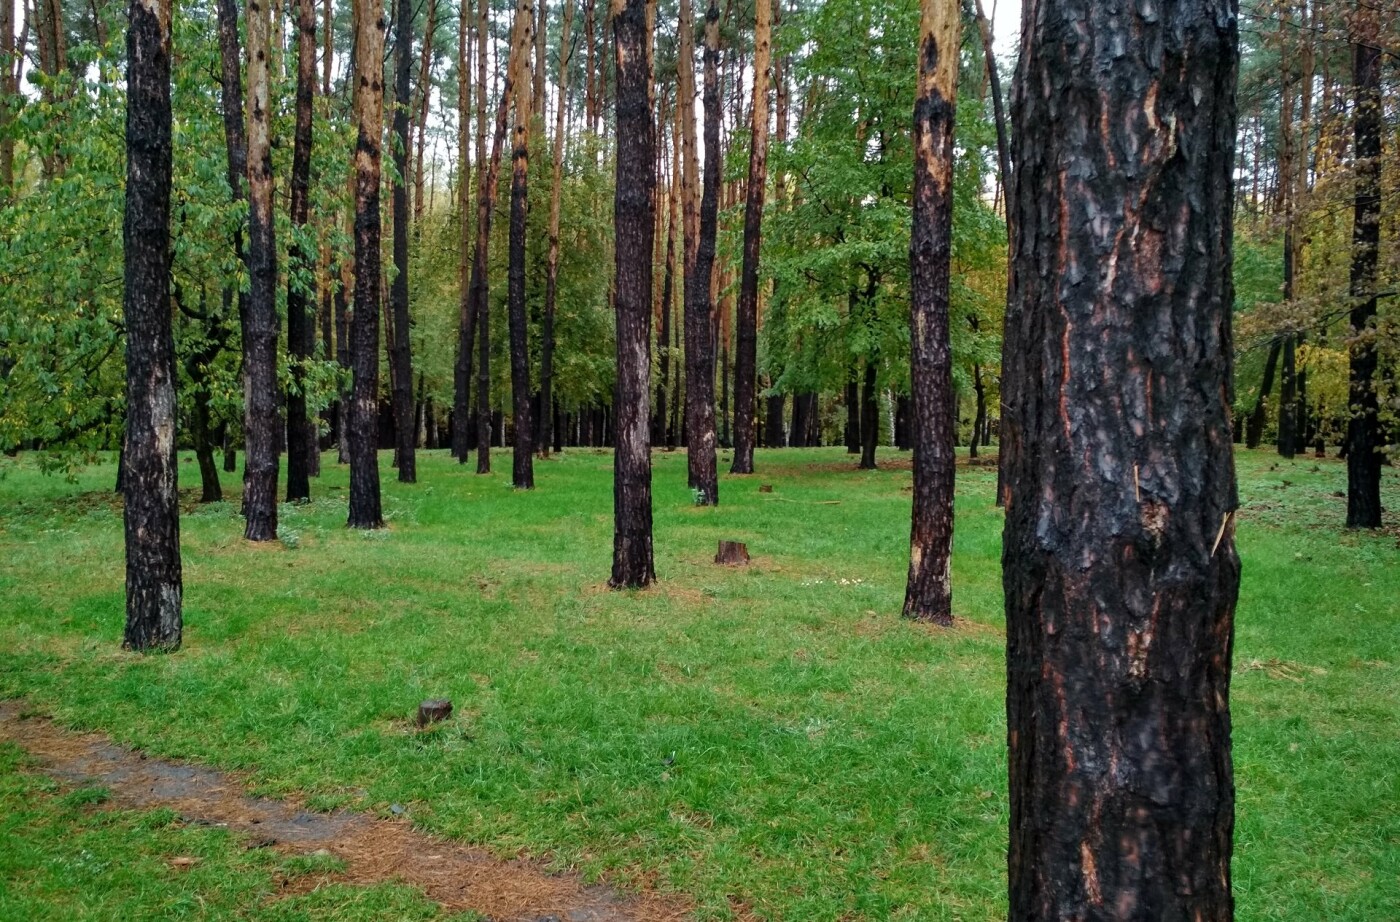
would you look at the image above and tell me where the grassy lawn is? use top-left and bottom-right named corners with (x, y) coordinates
top-left (1, 446), bottom-right (1397, 920)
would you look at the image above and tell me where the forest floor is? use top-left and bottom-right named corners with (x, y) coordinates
top-left (0, 446), bottom-right (1397, 921)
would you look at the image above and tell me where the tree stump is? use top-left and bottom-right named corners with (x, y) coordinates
top-left (759, 484), bottom-right (773, 493)
top-left (715, 541), bottom-right (750, 566)
top-left (415, 698), bottom-right (453, 728)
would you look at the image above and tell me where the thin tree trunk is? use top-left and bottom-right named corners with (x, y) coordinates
top-left (452, 0), bottom-right (474, 461)
top-left (1346, 8), bottom-right (1383, 528)
top-left (122, 0), bottom-right (181, 651)
top-left (859, 358), bottom-right (877, 469)
top-left (729, 0), bottom-right (770, 475)
top-left (1278, 332), bottom-right (1297, 458)
top-left (541, 0), bottom-right (574, 459)
top-left (1245, 338), bottom-right (1281, 449)
top-left (506, 0), bottom-right (536, 488)
top-left (654, 118), bottom-right (679, 448)
top-left (845, 364), bottom-right (860, 453)
top-left (244, 0), bottom-right (281, 540)
top-left (413, 0), bottom-right (438, 222)
top-left (903, 0), bottom-right (959, 625)
top-left (0, 0), bottom-right (16, 198)
top-left (609, 0), bottom-right (657, 588)
top-left (1003, 2), bottom-right (1239, 916)
top-left (389, 0), bottom-right (417, 483)
top-left (348, 0), bottom-right (386, 528)
top-left (285, 0), bottom-right (317, 503)
top-left (683, 0), bottom-right (720, 505)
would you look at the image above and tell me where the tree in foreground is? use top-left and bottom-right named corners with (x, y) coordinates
top-left (389, 0), bottom-right (417, 483)
top-left (609, 0), bottom-right (656, 589)
top-left (285, 0), bottom-right (317, 502)
top-left (122, 0), bottom-right (181, 651)
top-left (506, 0), bottom-right (535, 489)
top-left (902, 0), bottom-right (958, 626)
top-left (347, 0), bottom-right (385, 529)
top-left (242, 0), bottom-right (280, 540)
top-left (1003, 2), bottom-right (1240, 917)
top-left (1345, 6), bottom-right (1383, 529)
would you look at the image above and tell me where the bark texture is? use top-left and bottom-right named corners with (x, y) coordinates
top-left (348, 0), bottom-right (386, 529)
top-left (390, 0), bottom-right (417, 483)
top-left (453, 0), bottom-right (474, 461)
top-left (122, 0), bottom-right (181, 652)
top-left (903, 0), bottom-right (959, 626)
top-left (243, 0), bottom-right (281, 541)
top-left (285, 0), bottom-right (318, 503)
top-left (541, 0), bottom-right (575, 458)
top-left (1004, 2), bottom-right (1240, 918)
top-left (507, 0), bottom-right (536, 488)
top-left (609, 0), bottom-right (657, 589)
top-left (1345, 11), bottom-right (1383, 528)
top-left (683, 0), bottom-right (721, 506)
top-left (729, 0), bottom-right (770, 475)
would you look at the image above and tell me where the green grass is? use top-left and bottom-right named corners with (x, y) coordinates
top-left (0, 447), bottom-right (1397, 920)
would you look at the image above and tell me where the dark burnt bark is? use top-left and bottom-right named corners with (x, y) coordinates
top-left (764, 393), bottom-right (784, 447)
top-left (122, 0), bottom-right (181, 652)
top-left (903, 2), bottom-right (959, 625)
top-left (348, 0), bottom-right (386, 529)
top-left (1277, 332), bottom-right (1297, 458)
top-left (285, 0), bottom-right (317, 503)
top-left (859, 360), bottom-right (877, 469)
top-left (730, 0), bottom-right (770, 476)
top-left (655, 157), bottom-right (678, 448)
top-left (845, 370), bottom-right (860, 453)
top-left (1345, 16), bottom-right (1383, 528)
top-left (541, 0), bottom-right (573, 459)
top-left (243, 0), bottom-right (280, 541)
top-left (970, 362), bottom-right (987, 459)
top-left (389, 0), bottom-right (416, 483)
top-left (334, 265), bottom-right (351, 463)
top-left (1004, 3), bottom-right (1239, 918)
top-left (452, 0), bottom-right (473, 461)
top-left (683, 0), bottom-right (721, 506)
top-left (1244, 338), bottom-right (1280, 449)
top-left (609, 0), bottom-right (656, 589)
top-left (506, 0), bottom-right (535, 489)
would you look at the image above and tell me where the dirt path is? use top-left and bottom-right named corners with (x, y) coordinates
top-left (0, 702), bottom-right (692, 922)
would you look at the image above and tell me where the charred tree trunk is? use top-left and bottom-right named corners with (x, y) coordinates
top-left (453, 0), bottom-right (474, 461)
top-left (389, 0), bottom-right (417, 483)
top-left (655, 179), bottom-right (677, 448)
top-left (506, 0), bottom-right (535, 489)
top-left (730, 0), bottom-right (770, 476)
top-left (541, 0), bottom-right (574, 459)
top-left (1003, 3), bottom-right (1240, 918)
top-left (1345, 12), bottom-right (1383, 528)
top-left (609, 0), bottom-right (658, 588)
top-left (903, 0), bottom-right (959, 625)
top-left (859, 359), bottom-right (877, 470)
top-left (243, 0), bottom-right (281, 541)
top-left (764, 393), bottom-right (785, 447)
top-left (0, 0), bottom-right (16, 197)
top-left (845, 369), bottom-right (860, 453)
top-left (285, 0), bottom-right (317, 503)
top-left (683, 0), bottom-right (721, 505)
top-left (970, 362), bottom-right (987, 460)
top-left (122, 0), bottom-right (181, 651)
top-left (348, 0), bottom-right (386, 528)
top-left (1244, 338), bottom-right (1281, 449)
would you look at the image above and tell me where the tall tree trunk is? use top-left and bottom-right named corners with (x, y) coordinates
top-left (348, 0), bottom-right (386, 528)
top-left (507, 0), bottom-right (536, 488)
top-left (413, 0), bottom-right (438, 222)
top-left (335, 263), bottom-right (351, 462)
top-left (859, 358), bottom-right (877, 470)
top-left (541, 0), bottom-right (574, 459)
top-left (453, 0), bottom-right (474, 461)
top-left (0, 0), bottom-right (15, 198)
top-left (1003, 2), bottom-right (1240, 917)
top-left (285, 0), bottom-right (318, 503)
top-left (1346, 8), bottom-right (1383, 528)
top-left (683, 0), bottom-right (720, 505)
top-left (122, 0), bottom-right (181, 651)
top-left (654, 113), bottom-right (679, 448)
top-left (729, 0), bottom-right (770, 475)
top-left (1244, 338), bottom-right (1281, 449)
top-left (609, 0), bottom-right (657, 588)
top-left (244, 0), bottom-right (281, 540)
top-left (472, 10), bottom-right (524, 475)
top-left (389, 0), bottom-right (417, 483)
top-left (1277, 332), bottom-right (1297, 458)
top-left (903, 0), bottom-right (959, 626)
top-left (845, 365), bottom-right (860, 454)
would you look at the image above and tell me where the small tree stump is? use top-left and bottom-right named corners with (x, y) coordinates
top-left (715, 541), bottom-right (750, 566)
top-left (759, 484), bottom-right (774, 493)
top-left (416, 698), bottom-right (453, 728)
